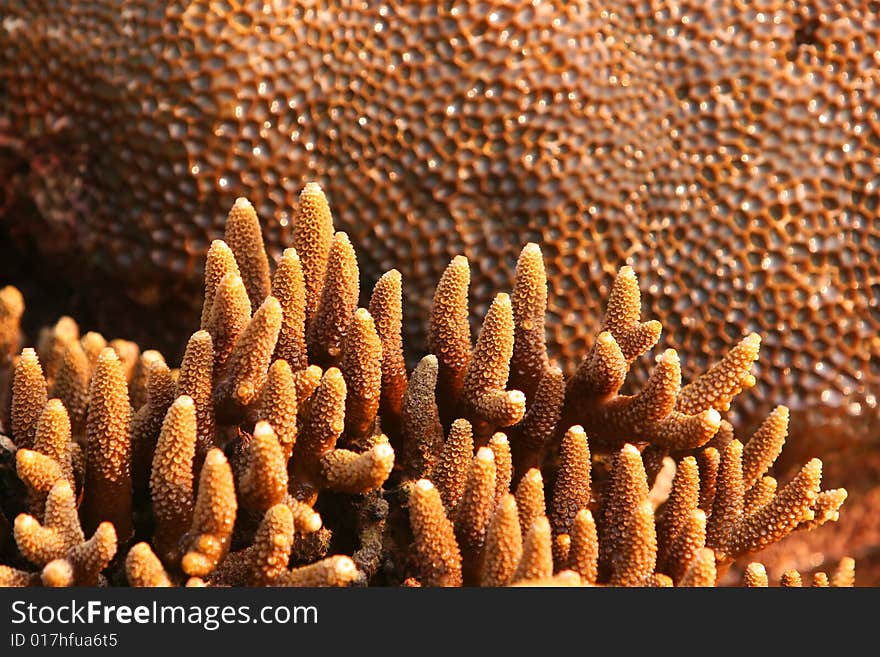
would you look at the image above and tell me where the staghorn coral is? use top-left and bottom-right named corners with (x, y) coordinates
top-left (564, 509), bottom-right (599, 585)
top-left (287, 366), bottom-right (394, 507)
top-left (743, 556), bottom-right (855, 588)
top-left (399, 355), bottom-right (444, 480)
top-left (175, 330), bottom-right (216, 469)
top-left (271, 248), bottom-right (308, 372)
top-left (213, 295), bottom-right (282, 420)
top-left (512, 516), bottom-right (554, 584)
top-left (515, 468), bottom-right (547, 544)
top-left (180, 448), bottom-right (237, 578)
top-left (292, 183), bottom-right (334, 325)
top-left (125, 542), bottom-right (173, 588)
top-left (224, 199), bottom-right (271, 315)
top-left (408, 479), bottom-right (463, 588)
top-left (368, 269), bottom-right (408, 441)
top-left (256, 359), bottom-right (298, 462)
top-left (13, 481), bottom-right (116, 586)
top-left (131, 359), bottom-right (175, 491)
top-left (128, 349), bottom-right (162, 413)
top-left (453, 446), bottom-right (497, 584)
top-left (82, 348), bottom-right (133, 541)
top-left (238, 422), bottom-right (289, 515)
top-left (340, 308), bottom-right (383, 443)
top-left (509, 365), bottom-right (565, 479)
top-left (1, 1), bottom-right (877, 453)
top-left (549, 426), bottom-right (592, 540)
top-left (0, 189), bottom-right (853, 588)
top-left (458, 293), bottom-right (526, 439)
top-left (150, 396), bottom-right (197, 564)
top-left (11, 348), bottom-right (48, 451)
top-left (0, 287), bottom-right (24, 364)
top-left (206, 272), bottom-right (251, 377)
top-left (49, 339), bottom-right (90, 436)
top-left (481, 493), bottom-right (523, 588)
top-left (306, 233), bottom-right (359, 368)
top-left (430, 418), bottom-right (474, 514)
top-left (427, 256), bottom-right (471, 422)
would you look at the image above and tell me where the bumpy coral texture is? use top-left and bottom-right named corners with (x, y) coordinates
top-left (0, 1), bottom-right (877, 441)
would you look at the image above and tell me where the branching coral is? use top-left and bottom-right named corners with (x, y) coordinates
top-left (0, 187), bottom-right (851, 588)
top-left (742, 557), bottom-right (855, 588)
top-left (82, 348), bottom-right (132, 541)
top-left (14, 482), bottom-right (116, 586)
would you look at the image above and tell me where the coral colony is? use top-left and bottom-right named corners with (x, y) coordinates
top-left (0, 186), bottom-right (852, 587)
top-left (1, 2), bottom-right (877, 434)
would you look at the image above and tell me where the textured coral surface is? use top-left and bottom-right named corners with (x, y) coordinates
top-left (0, 1), bottom-right (878, 442)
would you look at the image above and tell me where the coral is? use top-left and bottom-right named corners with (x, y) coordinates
top-left (287, 366), bottom-right (393, 507)
top-left (224, 199), bottom-right (271, 315)
top-left (513, 516), bottom-right (554, 584)
top-left (125, 542), bottom-right (173, 588)
top-left (427, 256), bottom-right (471, 421)
top-left (743, 556), bottom-right (855, 588)
top-left (368, 269), bottom-right (408, 440)
top-left (0, 188), bottom-right (853, 589)
top-left (238, 421), bottom-right (289, 514)
top-left (459, 294), bottom-right (526, 438)
top-left (306, 233), bottom-right (359, 368)
top-left (175, 330), bottom-right (215, 469)
top-left (213, 296), bottom-right (282, 419)
top-left (0, 287), bottom-right (24, 364)
top-left (453, 447), bottom-right (497, 584)
top-left (430, 418), bottom-right (474, 513)
top-left (549, 426), bottom-right (592, 539)
top-left (271, 248), bottom-right (308, 372)
top-left (82, 348), bottom-right (132, 541)
top-left (36, 318), bottom-right (79, 390)
top-left (11, 348), bottom-right (48, 450)
top-left (180, 449), bottom-right (237, 578)
top-left (131, 359), bottom-right (175, 491)
top-left (150, 396), bottom-right (197, 563)
top-left (564, 509), bottom-right (599, 585)
top-left (2, 2), bottom-right (878, 451)
top-left (399, 355), bottom-right (444, 479)
top-left (49, 340), bottom-right (91, 436)
top-left (292, 183), bottom-right (334, 324)
top-left (13, 481), bottom-right (116, 586)
top-left (340, 308), bottom-right (383, 442)
top-left (481, 494), bottom-right (523, 587)
top-left (515, 469), bottom-right (547, 543)
top-left (408, 479), bottom-right (462, 587)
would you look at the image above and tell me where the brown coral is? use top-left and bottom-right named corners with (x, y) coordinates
top-left (271, 248), bottom-right (308, 371)
top-left (306, 232), bottom-right (359, 368)
top-left (460, 293), bottom-right (525, 438)
top-left (11, 348), bottom-right (48, 450)
top-left (408, 479), bottom-right (462, 587)
top-left (224, 198), bottom-right (271, 315)
top-left (180, 448), bottom-right (238, 578)
top-left (4, 2), bottom-right (878, 458)
top-left (368, 269), bottom-right (408, 440)
top-left (340, 308), bottom-right (383, 442)
top-left (213, 295), bottom-right (282, 418)
top-left (0, 188), bottom-right (854, 589)
top-left (150, 396), bottom-right (198, 563)
top-left (14, 481), bottom-right (116, 586)
top-left (82, 348), bottom-right (133, 541)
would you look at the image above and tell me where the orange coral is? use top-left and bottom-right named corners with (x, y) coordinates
top-left (0, 188), bottom-right (855, 589)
